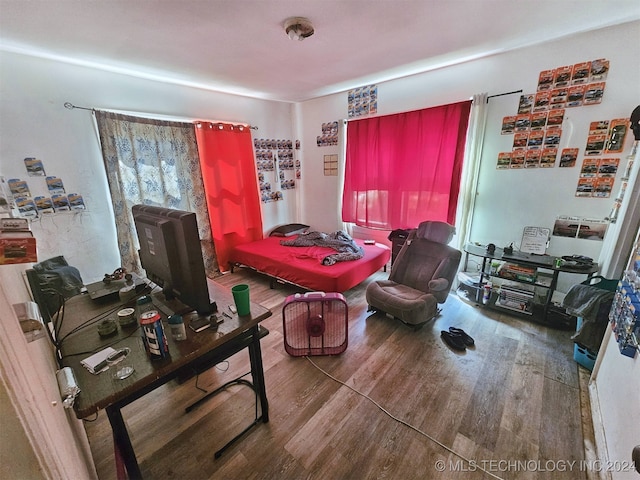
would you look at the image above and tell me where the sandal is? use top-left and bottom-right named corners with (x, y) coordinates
top-left (449, 327), bottom-right (475, 347)
top-left (440, 330), bottom-right (466, 351)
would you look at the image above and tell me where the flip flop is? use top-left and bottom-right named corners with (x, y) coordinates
top-left (449, 327), bottom-right (475, 347)
top-left (440, 330), bottom-right (466, 351)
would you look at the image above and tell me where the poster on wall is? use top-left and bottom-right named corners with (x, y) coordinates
top-left (496, 152), bottom-right (512, 169)
top-left (537, 69), bottom-right (555, 91)
top-left (501, 116), bottom-right (516, 134)
top-left (518, 94), bottom-right (534, 114)
top-left (584, 82), bottom-right (605, 105)
top-left (605, 118), bottom-right (629, 153)
top-left (34, 196), bottom-right (54, 214)
top-left (552, 216), bottom-right (607, 241)
top-left (347, 85), bottom-right (377, 118)
top-left (559, 148), bottom-right (578, 168)
top-left (24, 158), bottom-right (46, 176)
top-left (68, 193), bottom-right (86, 210)
top-left (540, 148), bottom-right (557, 167)
top-left (46, 176), bottom-right (65, 195)
top-left (0, 177), bottom-right (13, 212)
top-left (571, 62), bottom-right (591, 85)
top-left (566, 85), bottom-right (586, 107)
top-left (590, 59), bottom-right (609, 82)
top-left (8, 178), bottom-right (30, 198)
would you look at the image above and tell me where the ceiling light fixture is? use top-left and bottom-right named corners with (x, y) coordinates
top-left (284, 17), bottom-right (314, 41)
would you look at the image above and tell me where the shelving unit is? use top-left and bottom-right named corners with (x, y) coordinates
top-left (462, 243), bottom-right (599, 326)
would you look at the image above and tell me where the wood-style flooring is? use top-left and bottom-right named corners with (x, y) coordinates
top-left (83, 268), bottom-right (598, 480)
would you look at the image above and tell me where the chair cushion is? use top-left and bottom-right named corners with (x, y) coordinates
top-left (416, 221), bottom-right (455, 244)
top-left (366, 280), bottom-right (438, 326)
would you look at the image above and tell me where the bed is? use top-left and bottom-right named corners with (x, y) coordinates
top-left (229, 234), bottom-right (390, 292)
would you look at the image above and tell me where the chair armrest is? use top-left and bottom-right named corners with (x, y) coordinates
top-left (428, 278), bottom-right (449, 292)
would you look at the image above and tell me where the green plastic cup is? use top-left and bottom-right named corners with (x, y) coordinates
top-left (231, 284), bottom-right (251, 316)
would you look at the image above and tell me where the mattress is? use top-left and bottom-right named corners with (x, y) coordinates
top-left (229, 235), bottom-right (390, 292)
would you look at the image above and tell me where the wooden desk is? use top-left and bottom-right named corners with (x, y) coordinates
top-left (59, 280), bottom-right (272, 479)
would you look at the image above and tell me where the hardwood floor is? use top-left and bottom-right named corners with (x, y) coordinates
top-left (83, 268), bottom-right (597, 480)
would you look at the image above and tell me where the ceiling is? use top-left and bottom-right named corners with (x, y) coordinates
top-left (1, 1), bottom-right (638, 103)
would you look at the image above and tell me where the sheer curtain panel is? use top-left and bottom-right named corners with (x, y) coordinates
top-left (195, 122), bottom-right (263, 272)
top-left (96, 111), bottom-right (218, 275)
top-left (342, 100), bottom-right (472, 230)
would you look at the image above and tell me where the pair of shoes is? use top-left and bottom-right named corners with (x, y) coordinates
top-left (440, 330), bottom-right (466, 351)
top-left (449, 327), bottom-right (475, 347)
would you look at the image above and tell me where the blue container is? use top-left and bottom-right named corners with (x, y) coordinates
top-left (573, 317), bottom-right (597, 371)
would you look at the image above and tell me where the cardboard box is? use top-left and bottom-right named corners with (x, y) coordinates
top-left (0, 231), bottom-right (37, 264)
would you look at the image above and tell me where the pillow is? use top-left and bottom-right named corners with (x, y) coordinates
top-left (269, 223), bottom-right (310, 237)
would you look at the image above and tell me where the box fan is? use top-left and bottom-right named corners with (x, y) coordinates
top-left (282, 292), bottom-right (348, 356)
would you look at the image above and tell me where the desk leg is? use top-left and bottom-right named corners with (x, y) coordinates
top-left (106, 405), bottom-right (142, 480)
top-left (248, 326), bottom-right (269, 423)
top-left (543, 270), bottom-right (560, 323)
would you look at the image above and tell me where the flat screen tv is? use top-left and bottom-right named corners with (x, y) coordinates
top-left (132, 204), bottom-right (214, 314)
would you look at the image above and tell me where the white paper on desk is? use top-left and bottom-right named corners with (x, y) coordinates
top-left (81, 347), bottom-right (117, 374)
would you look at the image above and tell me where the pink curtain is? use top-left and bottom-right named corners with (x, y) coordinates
top-left (195, 122), bottom-right (263, 272)
top-left (342, 100), bottom-right (472, 229)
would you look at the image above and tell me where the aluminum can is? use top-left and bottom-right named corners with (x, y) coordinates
top-left (140, 310), bottom-right (169, 359)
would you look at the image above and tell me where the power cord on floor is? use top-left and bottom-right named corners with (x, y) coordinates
top-left (305, 356), bottom-right (504, 480)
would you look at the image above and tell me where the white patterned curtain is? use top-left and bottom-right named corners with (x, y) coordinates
top-left (95, 111), bottom-right (218, 276)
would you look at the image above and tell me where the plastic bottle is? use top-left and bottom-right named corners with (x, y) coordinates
top-left (135, 295), bottom-right (155, 320)
top-left (168, 314), bottom-right (186, 341)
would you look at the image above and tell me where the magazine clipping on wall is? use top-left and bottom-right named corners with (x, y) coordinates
top-left (254, 138), bottom-right (297, 203)
top-left (496, 58), bottom-right (609, 170)
top-left (24, 157), bottom-right (46, 176)
top-left (552, 216), bottom-right (608, 241)
top-left (5, 158), bottom-right (88, 218)
top-left (347, 84), bottom-right (377, 119)
top-left (0, 177), bottom-right (13, 213)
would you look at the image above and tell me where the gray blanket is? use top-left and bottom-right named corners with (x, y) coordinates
top-left (281, 230), bottom-right (364, 265)
top-left (562, 284), bottom-right (614, 321)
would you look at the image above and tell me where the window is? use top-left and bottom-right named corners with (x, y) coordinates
top-left (342, 100), bottom-right (471, 229)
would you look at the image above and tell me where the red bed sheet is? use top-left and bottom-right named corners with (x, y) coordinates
top-left (229, 235), bottom-right (390, 292)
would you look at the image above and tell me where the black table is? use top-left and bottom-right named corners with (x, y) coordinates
top-left (58, 279), bottom-right (272, 479)
top-left (463, 243), bottom-right (599, 324)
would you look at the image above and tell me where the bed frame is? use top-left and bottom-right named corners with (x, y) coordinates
top-left (229, 235), bottom-right (390, 292)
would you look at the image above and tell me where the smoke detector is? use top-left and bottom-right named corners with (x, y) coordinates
top-left (284, 17), bottom-right (315, 41)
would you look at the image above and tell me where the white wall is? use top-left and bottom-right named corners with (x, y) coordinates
top-left (297, 21), bottom-right (640, 271)
top-left (0, 51), bottom-right (297, 284)
top-left (1, 20), bottom-right (638, 478)
top-left (0, 50), bottom-right (297, 478)
top-left (295, 22), bottom-right (640, 474)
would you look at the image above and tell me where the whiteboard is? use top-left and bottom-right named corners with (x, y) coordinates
top-left (521, 226), bottom-right (550, 254)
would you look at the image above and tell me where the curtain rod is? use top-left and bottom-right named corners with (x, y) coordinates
top-left (63, 102), bottom-right (258, 130)
top-left (486, 89), bottom-right (523, 103)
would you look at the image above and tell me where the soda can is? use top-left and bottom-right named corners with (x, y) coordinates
top-left (140, 310), bottom-right (169, 359)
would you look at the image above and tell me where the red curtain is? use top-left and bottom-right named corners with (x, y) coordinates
top-left (342, 100), bottom-right (471, 230)
top-left (195, 122), bottom-right (263, 272)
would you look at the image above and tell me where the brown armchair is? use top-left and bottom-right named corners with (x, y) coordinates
top-left (365, 221), bottom-right (461, 327)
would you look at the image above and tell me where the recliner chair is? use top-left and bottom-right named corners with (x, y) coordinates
top-left (365, 221), bottom-right (461, 327)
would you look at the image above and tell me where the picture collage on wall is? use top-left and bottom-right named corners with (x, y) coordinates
top-left (2, 157), bottom-right (86, 218)
top-left (497, 58), bottom-right (610, 170)
top-left (317, 121), bottom-right (339, 147)
top-left (347, 84), bottom-right (377, 118)
top-left (552, 215), bottom-right (608, 241)
top-left (253, 138), bottom-right (301, 203)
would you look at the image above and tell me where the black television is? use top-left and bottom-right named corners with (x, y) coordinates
top-left (132, 204), bottom-right (214, 314)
